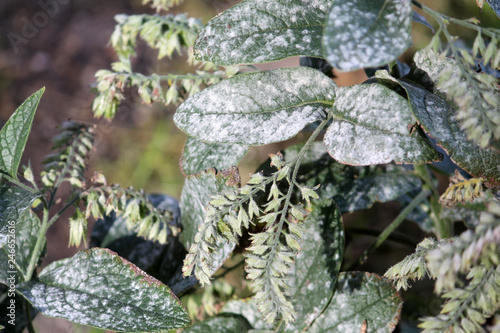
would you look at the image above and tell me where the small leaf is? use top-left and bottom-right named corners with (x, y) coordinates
top-left (181, 136), bottom-right (249, 176)
top-left (174, 67), bottom-right (336, 145)
top-left (0, 183), bottom-right (40, 247)
top-left (324, 84), bottom-right (441, 165)
top-left (179, 169), bottom-right (239, 273)
top-left (0, 88), bottom-right (44, 179)
top-left (412, 10), bottom-right (435, 32)
top-left (323, 0), bottom-right (412, 71)
top-left (0, 210), bottom-right (40, 284)
top-left (181, 314), bottom-right (252, 333)
top-left (194, 0), bottom-right (332, 65)
top-left (308, 272), bottom-right (403, 332)
top-left (17, 248), bottom-right (191, 332)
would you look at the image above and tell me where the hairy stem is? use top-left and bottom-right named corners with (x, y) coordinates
top-left (25, 208), bottom-right (49, 281)
top-left (348, 189), bottom-right (432, 270)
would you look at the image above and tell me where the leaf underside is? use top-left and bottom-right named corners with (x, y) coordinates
top-left (174, 67), bottom-right (336, 146)
top-left (324, 84), bottom-right (442, 166)
top-left (0, 87), bottom-right (44, 179)
top-left (322, 0), bottom-right (412, 71)
top-left (17, 248), bottom-right (191, 332)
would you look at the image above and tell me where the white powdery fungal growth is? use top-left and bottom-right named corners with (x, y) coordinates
top-left (194, 0), bottom-right (332, 65)
top-left (323, 0), bottom-right (412, 71)
top-left (174, 67), bottom-right (337, 145)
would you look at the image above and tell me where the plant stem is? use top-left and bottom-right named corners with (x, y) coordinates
top-left (1, 173), bottom-right (38, 194)
top-left (347, 189), bottom-right (431, 270)
top-left (23, 296), bottom-right (37, 333)
top-left (25, 208), bottom-right (49, 281)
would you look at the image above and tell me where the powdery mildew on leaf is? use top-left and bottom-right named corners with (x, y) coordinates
top-left (180, 136), bottom-right (249, 176)
top-left (324, 84), bottom-right (441, 165)
top-left (17, 248), bottom-right (191, 332)
top-left (194, 0), bottom-right (332, 65)
top-left (308, 272), bottom-right (402, 333)
top-left (181, 314), bottom-right (252, 333)
top-left (0, 88), bottom-right (44, 179)
top-left (486, 0), bottom-right (500, 18)
top-left (179, 169), bottom-right (237, 273)
top-left (323, 0), bottom-right (412, 71)
top-left (400, 80), bottom-right (500, 184)
top-left (174, 67), bottom-right (336, 145)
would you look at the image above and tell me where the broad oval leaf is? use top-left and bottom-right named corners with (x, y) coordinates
top-left (324, 84), bottom-right (442, 165)
top-left (179, 168), bottom-right (240, 274)
top-left (182, 314), bottom-right (252, 333)
top-left (308, 272), bottom-right (402, 333)
top-left (181, 136), bottom-right (249, 176)
top-left (194, 0), bottom-right (332, 65)
top-left (397, 79), bottom-right (500, 185)
top-left (0, 88), bottom-right (44, 179)
top-left (283, 199), bottom-right (344, 332)
top-left (174, 67), bottom-right (336, 145)
top-left (0, 183), bottom-right (40, 247)
top-left (0, 210), bottom-right (40, 284)
top-left (17, 248), bottom-right (191, 332)
top-left (323, 0), bottom-right (412, 72)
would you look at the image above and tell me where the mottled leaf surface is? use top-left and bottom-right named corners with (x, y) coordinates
top-left (0, 210), bottom-right (40, 284)
top-left (283, 199), bottom-right (344, 332)
top-left (17, 248), bottom-right (191, 332)
top-left (324, 84), bottom-right (441, 165)
top-left (221, 299), bottom-right (273, 330)
top-left (0, 88), bottom-right (44, 179)
top-left (0, 285), bottom-right (38, 333)
top-left (182, 314), bottom-right (252, 333)
top-left (308, 272), bottom-right (402, 333)
top-left (181, 136), bottom-right (249, 176)
top-left (0, 183), bottom-right (40, 247)
top-left (486, 0), bottom-right (500, 18)
top-left (179, 169), bottom-right (239, 273)
top-left (398, 79), bottom-right (500, 184)
top-left (174, 67), bottom-right (336, 145)
top-left (323, 0), bottom-right (412, 71)
top-left (194, 0), bottom-right (332, 65)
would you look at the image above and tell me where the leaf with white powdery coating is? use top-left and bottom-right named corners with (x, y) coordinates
top-left (323, 0), bottom-right (412, 71)
top-left (181, 136), bottom-right (249, 176)
top-left (0, 88), bottom-right (44, 179)
top-left (282, 199), bottom-right (344, 332)
top-left (181, 314), bottom-right (252, 333)
top-left (324, 84), bottom-right (441, 165)
top-left (194, 0), bottom-right (332, 65)
top-left (174, 67), bottom-right (336, 145)
top-left (17, 248), bottom-right (191, 332)
top-left (179, 168), bottom-right (239, 273)
top-left (308, 272), bottom-right (402, 333)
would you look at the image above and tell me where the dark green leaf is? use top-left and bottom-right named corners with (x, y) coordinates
top-left (0, 183), bottom-right (40, 247)
top-left (174, 67), bottom-right (336, 145)
top-left (0, 285), bottom-right (38, 333)
top-left (0, 88), bottom-right (44, 179)
top-left (179, 168), bottom-right (240, 274)
top-left (0, 210), bottom-right (40, 284)
top-left (283, 199), bottom-right (344, 332)
top-left (324, 84), bottom-right (442, 165)
top-left (323, 0), bottom-right (412, 71)
top-left (308, 272), bottom-right (403, 332)
top-left (181, 136), bottom-right (249, 176)
top-left (17, 248), bottom-right (191, 332)
top-left (397, 79), bottom-right (500, 184)
top-left (194, 0), bottom-right (332, 65)
top-left (182, 314), bottom-right (252, 333)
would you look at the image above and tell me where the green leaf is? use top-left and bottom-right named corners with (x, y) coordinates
top-left (193, 0), bottom-right (332, 65)
top-left (0, 210), bottom-right (40, 284)
top-left (17, 248), bottom-right (191, 332)
top-left (181, 314), bottom-right (252, 333)
top-left (0, 183), bottom-right (40, 247)
top-left (397, 79), bottom-right (500, 184)
top-left (174, 67), bottom-right (336, 145)
top-left (324, 83), bottom-right (442, 165)
top-left (323, 0), bottom-right (412, 71)
top-left (221, 299), bottom-right (273, 330)
top-left (179, 168), bottom-right (239, 273)
top-left (308, 272), bottom-right (403, 332)
top-left (486, 0), bottom-right (500, 19)
top-left (181, 136), bottom-right (249, 176)
top-left (283, 199), bottom-right (344, 332)
top-left (0, 88), bottom-right (44, 179)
